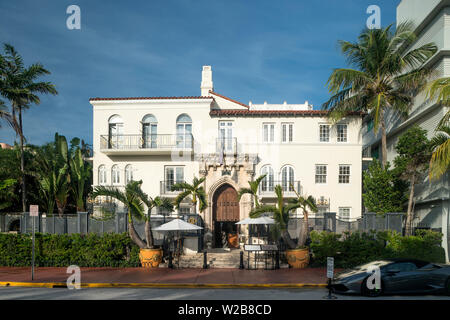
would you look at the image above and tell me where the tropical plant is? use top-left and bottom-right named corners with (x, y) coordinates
top-left (32, 133), bottom-right (71, 216)
top-left (393, 126), bottom-right (431, 236)
top-left (290, 188), bottom-right (318, 248)
top-left (139, 194), bottom-right (174, 249)
top-left (322, 22), bottom-right (437, 168)
top-left (69, 138), bottom-right (92, 212)
top-left (91, 180), bottom-right (148, 249)
top-left (426, 77), bottom-right (449, 180)
top-left (237, 174), bottom-right (266, 208)
top-left (249, 185), bottom-right (300, 249)
top-left (0, 44), bottom-right (58, 211)
top-left (363, 160), bottom-right (406, 214)
top-left (171, 177), bottom-right (207, 214)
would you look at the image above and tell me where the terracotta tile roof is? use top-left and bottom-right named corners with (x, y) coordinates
top-left (209, 91), bottom-right (249, 109)
top-left (209, 109), bottom-right (365, 117)
top-left (89, 96), bottom-right (214, 101)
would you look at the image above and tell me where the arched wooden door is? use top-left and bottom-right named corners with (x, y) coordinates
top-left (213, 184), bottom-right (240, 222)
top-left (213, 184), bottom-right (240, 248)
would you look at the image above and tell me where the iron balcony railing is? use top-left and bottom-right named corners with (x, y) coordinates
top-left (215, 137), bottom-right (237, 155)
top-left (258, 180), bottom-right (301, 196)
top-left (160, 180), bottom-right (186, 196)
top-left (100, 134), bottom-right (194, 150)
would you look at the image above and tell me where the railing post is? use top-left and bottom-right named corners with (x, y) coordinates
top-left (239, 251), bottom-right (244, 269)
top-left (275, 251), bottom-right (280, 269)
top-left (203, 251), bottom-right (208, 269)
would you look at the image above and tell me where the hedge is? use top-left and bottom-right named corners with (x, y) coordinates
top-left (0, 232), bottom-right (141, 267)
top-left (309, 230), bottom-right (446, 268)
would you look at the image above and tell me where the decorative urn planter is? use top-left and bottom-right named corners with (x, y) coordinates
top-left (139, 248), bottom-right (163, 268)
top-left (285, 248), bottom-right (309, 268)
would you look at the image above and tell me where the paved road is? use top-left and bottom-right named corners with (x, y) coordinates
top-left (0, 287), bottom-right (449, 300)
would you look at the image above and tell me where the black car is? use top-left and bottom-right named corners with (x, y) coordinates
top-left (330, 259), bottom-right (450, 297)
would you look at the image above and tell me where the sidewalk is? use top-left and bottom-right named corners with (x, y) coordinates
top-left (0, 267), bottom-right (335, 288)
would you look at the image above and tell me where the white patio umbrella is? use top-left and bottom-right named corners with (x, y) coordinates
top-left (153, 218), bottom-right (203, 267)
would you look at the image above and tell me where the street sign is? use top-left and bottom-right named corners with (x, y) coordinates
top-left (30, 205), bottom-right (39, 217)
top-left (327, 257), bottom-right (334, 279)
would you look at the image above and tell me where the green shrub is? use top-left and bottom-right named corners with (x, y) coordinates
top-left (309, 230), bottom-right (446, 268)
top-left (0, 232), bottom-right (140, 267)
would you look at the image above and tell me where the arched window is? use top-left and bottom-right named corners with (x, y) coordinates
top-left (125, 165), bottom-right (133, 184)
top-left (281, 165), bottom-right (294, 192)
top-left (108, 115), bottom-right (123, 149)
top-left (260, 165), bottom-right (274, 192)
top-left (142, 114), bottom-right (157, 148)
top-left (112, 165), bottom-right (121, 185)
top-left (98, 165), bottom-right (107, 185)
top-left (176, 114), bottom-right (192, 148)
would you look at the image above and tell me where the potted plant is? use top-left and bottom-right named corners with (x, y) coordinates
top-left (287, 188), bottom-right (318, 268)
top-left (250, 185), bottom-right (303, 266)
top-left (92, 180), bottom-right (172, 268)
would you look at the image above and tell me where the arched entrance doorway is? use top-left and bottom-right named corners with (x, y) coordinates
top-left (212, 184), bottom-right (240, 248)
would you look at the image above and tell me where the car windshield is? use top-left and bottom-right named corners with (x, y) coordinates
top-left (354, 261), bottom-right (391, 270)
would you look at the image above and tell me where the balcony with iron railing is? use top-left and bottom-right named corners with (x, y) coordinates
top-left (100, 134), bottom-right (194, 155)
top-left (215, 137), bottom-right (237, 155)
top-left (258, 180), bottom-right (301, 198)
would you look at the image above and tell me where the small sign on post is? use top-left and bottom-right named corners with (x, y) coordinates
top-left (324, 257), bottom-right (337, 299)
top-left (30, 205), bottom-right (38, 281)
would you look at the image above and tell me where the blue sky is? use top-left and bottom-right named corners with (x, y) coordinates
top-left (0, 0), bottom-right (399, 145)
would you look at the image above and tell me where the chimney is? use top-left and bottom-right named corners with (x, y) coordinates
top-left (201, 66), bottom-right (213, 96)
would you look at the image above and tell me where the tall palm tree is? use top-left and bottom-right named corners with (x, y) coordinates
top-left (171, 177), bottom-right (208, 214)
top-left (0, 44), bottom-right (58, 212)
top-left (69, 147), bottom-right (92, 212)
top-left (322, 22), bottom-right (437, 167)
top-left (250, 185), bottom-right (300, 249)
top-left (427, 77), bottom-right (449, 180)
top-left (0, 102), bottom-right (18, 133)
top-left (92, 180), bottom-right (148, 249)
top-left (237, 174), bottom-right (266, 208)
top-left (290, 188), bottom-right (318, 248)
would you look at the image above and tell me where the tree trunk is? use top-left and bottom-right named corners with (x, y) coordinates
top-left (19, 109), bottom-right (26, 212)
top-left (380, 110), bottom-right (388, 168)
top-left (298, 210), bottom-right (309, 247)
top-left (144, 218), bottom-right (154, 249)
top-left (128, 211), bottom-right (146, 249)
top-left (55, 200), bottom-right (65, 217)
top-left (281, 229), bottom-right (297, 249)
top-left (405, 173), bottom-right (416, 236)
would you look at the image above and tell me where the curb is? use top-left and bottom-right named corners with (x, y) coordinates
top-left (0, 281), bottom-right (327, 289)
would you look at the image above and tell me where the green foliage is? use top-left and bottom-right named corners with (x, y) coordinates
top-left (0, 232), bottom-right (140, 267)
top-left (309, 230), bottom-right (445, 268)
top-left (362, 161), bottom-right (406, 214)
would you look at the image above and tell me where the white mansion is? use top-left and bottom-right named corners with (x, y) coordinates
top-left (90, 66), bottom-right (364, 247)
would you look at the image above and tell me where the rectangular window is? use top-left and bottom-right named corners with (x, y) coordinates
top-left (281, 123), bottom-right (293, 143)
top-left (263, 123), bottom-right (275, 143)
top-left (339, 207), bottom-right (351, 220)
top-left (315, 165), bottom-right (327, 184)
top-left (319, 124), bottom-right (330, 142)
top-left (337, 124), bottom-right (348, 142)
top-left (165, 166), bottom-right (184, 191)
top-left (339, 165), bottom-right (351, 184)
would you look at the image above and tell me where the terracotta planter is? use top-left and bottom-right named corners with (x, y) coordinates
top-left (285, 248), bottom-right (309, 268)
top-left (139, 248), bottom-right (162, 268)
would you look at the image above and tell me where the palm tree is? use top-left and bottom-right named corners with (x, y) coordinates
top-left (289, 188), bottom-right (318, 248)
top-left (69, 146), bottom-right (92, 212)
top-left (250, 185), bottom-right (300, 249)
top-left (0, 44), bottom-right (58, 212)
top-left (427, 77), bottom-right (449, 180)
top-left (0, 102), bottom-right (18, 133)
top-left (237, 174), bottom-right (266, 208)
top-left (322, 22), bottom-right (437, 168)
top-left (171, 177), bottom-right (208, 214)
top-left (92, 180), bottom-right (148, 249)
top-left (139, 194), bottom-right (174, 249)
top-left (32, 133), bottom-right (71, 216)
